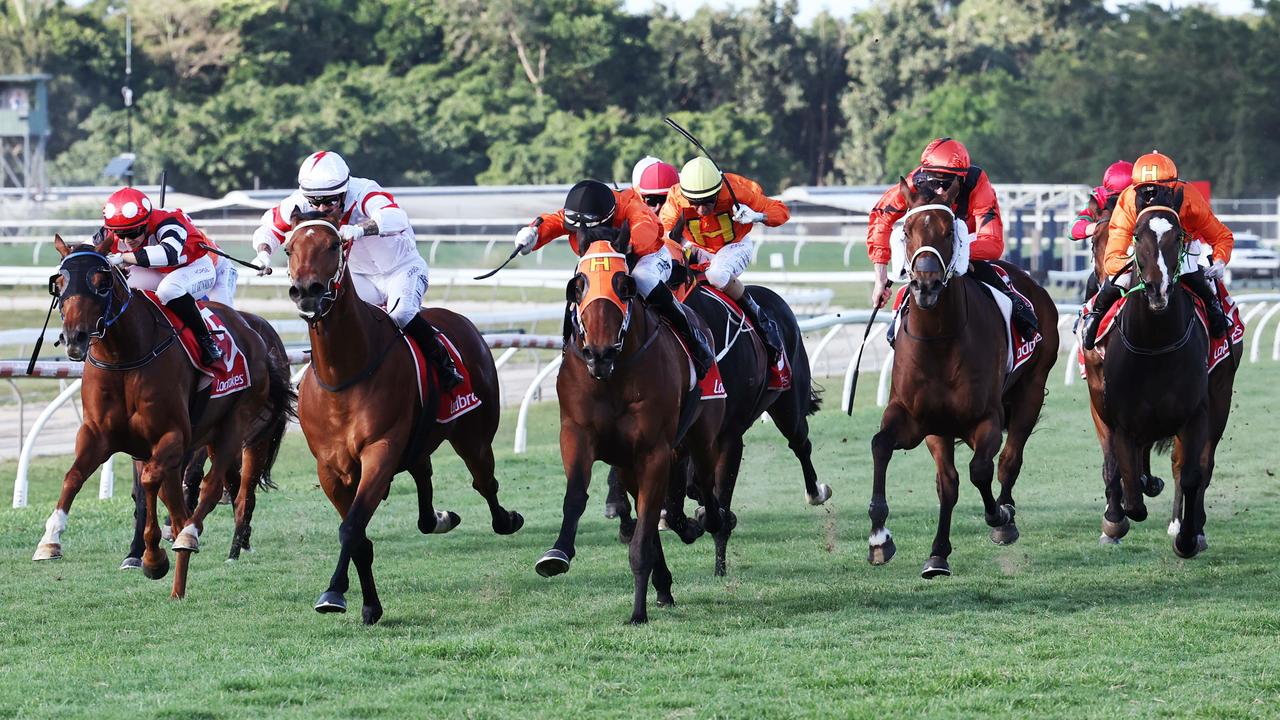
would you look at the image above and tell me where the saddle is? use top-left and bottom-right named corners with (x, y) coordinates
top-left (140, 292), bottom-right (251, 399)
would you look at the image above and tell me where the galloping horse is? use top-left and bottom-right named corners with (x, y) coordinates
top-left (867, 179), bottom-right (1058, 577)
top-left (1083, 188), bottom-right (1239, 555)
top-left (536, 229), bottom-right (725, 624)
top-left (36, 235), bottom-right (295, 599)
top-left (285, 209), bottom-right (523, 625)
top-left (609, 269), bottom-right (826, 577)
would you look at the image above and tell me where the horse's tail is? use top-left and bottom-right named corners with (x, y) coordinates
top-left (806, 382), bottom-right (823, 416)
top-left (1153, 437), bottom-right (1175, 456)
top-left (249, 356), bottom-right (298, 491)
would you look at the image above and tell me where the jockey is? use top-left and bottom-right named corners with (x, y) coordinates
top-left (1071, 161), bottom-right (1134, 241)
top-left (98, 187), bottom-right (224, 365)
top-left (512, 179), bottom-right (715, 377)
top-left (867, 137), bottom-right (1039, 336)
top-left (632, 156), bottom-right (680, 213)
top-left (1080, 150), bottom-right (1233, 350)
top-left (251, 150), bottom-right (463, 389)
top-left (658, 157), bottom-right (790, 364)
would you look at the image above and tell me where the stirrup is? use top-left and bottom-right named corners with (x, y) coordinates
top-left (437, 356), bottom-right (463, 390)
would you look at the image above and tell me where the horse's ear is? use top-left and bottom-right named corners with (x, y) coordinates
top-left (566, 272), bottom-right (587, 304)
top-left (92, 227), bottom-right (113, 254)
top-left (572, 228), bottom-right (589, 256)
top-left (1173, 186), bottom-right (1184, 212)
top-left (941, 176), bottom-right (961, 205)
top-left (613, 272), bottom-right (636, 301)
top-left (289, 205), bottom-right (305, 228)
top-left (53, 234), bottom-right (70, 257)
top-left (898, 175), bottom-right (914, 205)
top-left (612, 220), bottom-right (632, 255)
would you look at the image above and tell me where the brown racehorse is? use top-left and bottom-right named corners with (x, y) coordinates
top-left (285, 209), bottom-right (523, 625)
top-left (35, 235), bottom-right (296, 599)
top-left (1083, 188), bottom-right (1239, 555)
top-left (536, 230), bottom-right (725, 624)
top-left (866, 179), bottom-right (1059, 578)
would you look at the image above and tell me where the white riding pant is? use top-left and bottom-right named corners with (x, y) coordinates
top-left (1114, 240), bottom-right (1203, 290)
top-left (207, 258), bottom-right (238, 307)
top-left (349, 256), bottom-right (429, 328)
top-left (126, 255), bottom-right (217, 304)
top-left (633, 246), bottom-right (672, 297)
top-left (695, 237), bottom-right (754, 290)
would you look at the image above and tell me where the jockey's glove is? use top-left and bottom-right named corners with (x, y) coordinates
top-left (731, 204), bottom-right (766, 225)
top-left (106, 253), bottom-right (126, 267)
top-left (254, 249), bottom-right (273, 276)
top-left (1204, 259), bottom-right (1226, 280)
top-left (514, 225), bottom-right (538, 255)
top-left (338, 224), bottom-right (365, 242)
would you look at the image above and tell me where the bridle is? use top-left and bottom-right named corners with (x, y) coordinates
top-left (285, 219), bottom-right (352, 322)
top-left (903, 203), bottom-right (959, 286)
top-left (570, 250), bottom-right (633, 354)
top-left (1123, 205), bottom-right (1187, 298)
top-left (50, 250), bottom-right (133, 339)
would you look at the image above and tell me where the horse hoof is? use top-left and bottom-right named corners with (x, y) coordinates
top-left (1123, 503), bottom-right (1148, 522)
top-left (142, 556), bottom-right (170, 580)
top-left (362, 604), bottom-right (383, 625)
top-left (990, 521), bottom-right (1020, 546)
top-left (868, 533), bottom-right (895, 566)
top-left (315, 591), bottom-right (347, 614)
top-left (1167, 519), bottom-right (1181, 537)
top-left (172, 531), bottom-right (200, 553)
top-left (32, 543), bottom-right (63, 561)
top-left (628, 614), bottom-right (649, 625)
top-left (921, 556), bottom-right (951, 579)
top-left (1102, 516), bottom-right (1130, 540)
top-left (1140, 474), bottom-right (1165, 498)
top-left (603, 503), bottom-right (621, 520)
top-left (1099, 533), bottom-right (1122, 546)
top-left (535, 549), bottom-right (571, 578)
top-left (494, 511), bottom-right (524, 536)
top-left (805, 483), bottom-right (833, 506)
top-left (119, 556), bottom-right (142, 570)
top-left (656, 592), bottom-right (675, 608)
top-left (1173, 534), bottom-right (1201, 559)
top-left (657, 517), bottom-right (671, 532)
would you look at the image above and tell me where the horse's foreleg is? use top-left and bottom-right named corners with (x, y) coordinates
top-left (708, 437), bottom-right (742, 577)
top-left (536, 431), bottom-right (594, 577)
top-left (33, 428), bottom-right (111, 561)
top-left (407, 456), bottom-right (441, 535)
top-left (318, 446), bottom-right (395, 624)
top-left (452, 439), bottom-right (523, 536)
top-left (629, 450), bottom-right (671, 625)
top-left (1109, 432), bottom-right (1148, 523)
top-left (868, 403), bottom-right (922, 566)
top-left (923, 435), bottom-right (959, 578)
top-left (1173, 413), bottom-right (1210, 559)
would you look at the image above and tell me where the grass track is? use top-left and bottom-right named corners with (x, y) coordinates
top-left (2, 362), bottom-right (1279, 719)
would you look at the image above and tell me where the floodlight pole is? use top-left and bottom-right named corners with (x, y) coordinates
top-left (122, 8), bottom-right (134, 186)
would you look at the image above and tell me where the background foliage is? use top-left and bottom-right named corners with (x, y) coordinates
top-left (3, 0), bottom-right (1277, 195)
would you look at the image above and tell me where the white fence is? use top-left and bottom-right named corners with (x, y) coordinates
top-left (10, 293), bottom-right (1280, 508)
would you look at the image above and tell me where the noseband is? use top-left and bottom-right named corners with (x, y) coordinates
top-left (286, 219), bottom-right (352, 321)
top-left (903, 204), bottom-right (958, 285)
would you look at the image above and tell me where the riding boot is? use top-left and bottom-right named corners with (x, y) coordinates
top-left (1080, 281), bottom-right (1123, 351)
top-left (166, 293), bottom-right (223, 366)
top-left (646, 282), bottom-right (714, 380)
top-left (404, 314), bottom-right (464, 390)
top-left (1181, 269), bottom-right (1229, 338)
top-left (969, 260), bottom-right (1039, 337)
top-left (735, 291), bottom-right (784, 364)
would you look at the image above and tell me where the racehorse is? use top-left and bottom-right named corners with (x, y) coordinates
top-left (866, 179), bottom-right (1059, 577)
top-left (607, 267), bottom-right (826, 577)
top-left (536, 228), bottom-right (725, 624)
top-left (35, 234), bottom-right (296, 600)
top-left (122, 311), bottom-right (292, 567)
top-left (1083, 187), bottom-right (1239, 555)
top-left (285, 209), bottom-right (523, 625)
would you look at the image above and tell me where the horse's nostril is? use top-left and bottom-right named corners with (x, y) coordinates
top-left (288, 285), bottom-right (302, 301)
top-left (308, 282), bottom-right (325, 297)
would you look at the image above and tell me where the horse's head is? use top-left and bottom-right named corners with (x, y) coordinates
top-left (284, 206), bottom-right (348, 320)
top-left (1132, 184), bottom-right (1185, 313)
top-left (900, 176), bottom-right (961, 309)
top-left (50, 233), bottom-right (126, 361)
top-left (566, 227), bottom-right (636, 381)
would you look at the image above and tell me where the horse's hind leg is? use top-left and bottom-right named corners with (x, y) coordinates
top-left (1168, 441), bottom-right (1185, 537)
top-left (1140, 444), bottom-right (1165, 498)
top-left (451, 437), bottom-right (523, 535)
top-left (992, 381), bottom-right (1045, 545)
top-left (408, 456), bottom-right (458, 536)
top-left (229, 442), bottom-right (265, 561)
top-left (1108, 432), bottom-right (1148, 523)
top-left (606, 467), bottom-right (636, 544)
top-left (769, 388), bottom-right (829, 506)
top-left (922, 436), bottom-right (959, 578)
top-left (868, 403), bottom-right (924, 566)
top-left (967, 417), bottom-right (1011, 542)
top-left (707, 437), bottom-right (742, 577)
top-left (122, 464), bottom-right (146, 569)
top-left (662, 454), bottom-right (702, 545)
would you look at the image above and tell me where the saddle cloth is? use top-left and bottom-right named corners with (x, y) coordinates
top-left (1077, 278), bottom-right (1244, 375)
top-left (142, 291), bottom-right (251, 399)
top-left (695, 285), bottom-right (792, 391)
top-left (403, 330), bottom-right (483, 423)
top-left (664, 322), bottom-right (728, 400)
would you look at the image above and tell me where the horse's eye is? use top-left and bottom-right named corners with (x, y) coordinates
top-left (329, 241), bottom-right (340, 251)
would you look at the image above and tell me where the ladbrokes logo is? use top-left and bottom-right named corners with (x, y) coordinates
top-left (215, 374), bottom-right (247, 394)
top-left (449, 392), bottom-right (479, 414)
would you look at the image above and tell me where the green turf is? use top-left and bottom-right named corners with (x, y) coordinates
top-left (1, 360), bottom-right (1278, 719)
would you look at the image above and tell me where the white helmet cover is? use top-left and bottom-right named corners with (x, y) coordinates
top-left (298, 151), bottom-right (351, 196)
top-left (631, 155), bottom-right (661, 190)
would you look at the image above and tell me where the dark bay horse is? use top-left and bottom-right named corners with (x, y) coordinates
top-left (285, 210), bottom-right (523, 625)
top-left (867, 179), bottom-right (1059, 578)
top-left (1084, 190), bottom-right (1239, 556)
top-left (35, 235), bottom-right (295, 600)
top-left (536, 232), bottom-right (725, 624)
top-left (609, 272), bottom-right (825, 577)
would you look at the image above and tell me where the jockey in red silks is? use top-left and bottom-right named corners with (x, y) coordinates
top-left (866, 137), bottom-right (1038, 336)
top-left (251, 150), bottom-right (462, 388)
top-left (1071, 161), bottom-right (1134, 241)
top-left (98, 187), bottom-right (230, 365)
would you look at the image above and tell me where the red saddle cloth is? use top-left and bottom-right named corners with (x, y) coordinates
top-left (696, 286), bottom-right (791, 391)
top-left (664, 322), bottom-right (728, 400)
top-left (142, 292), bottom-right (250, 399)
top-left (403, 330), bottom-right (482, 423)
top-left (1078, 279), bottom-right (1245, 375)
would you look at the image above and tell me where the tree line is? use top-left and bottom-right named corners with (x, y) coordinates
top-left (4, 0), bottom-right (1278, 197)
